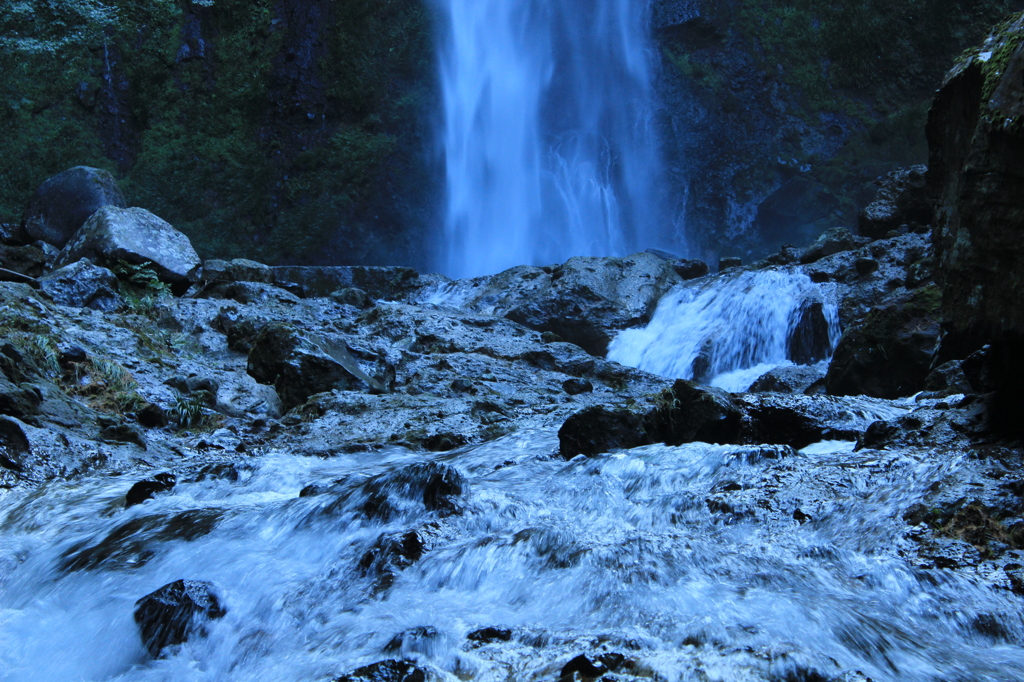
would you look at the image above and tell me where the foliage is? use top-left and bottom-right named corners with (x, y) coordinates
top-left (67, 356), bottom-right (147, 415)
top-left (0, 0), bottom-right (435, 266)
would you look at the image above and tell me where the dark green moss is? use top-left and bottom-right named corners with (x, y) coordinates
top-left (1, 0), bottom-right (434, 266)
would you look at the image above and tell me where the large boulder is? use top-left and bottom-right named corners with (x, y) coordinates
top-left (859, 166), bottom-right (933, 239)
top-left (825, 286), bottom-right (942, 399)
top-left (55, 207), bottom-right (200, 288)
top-left (246, 324), bottom-right (365, 411)
top-left (459, 253), bottom-right (682, 356)
top-left (558, 405), bottom-right (649, 458)
top-left (22, 167), bottom-right (126, 248)
top-left (133, 579), bottom-right (226, 657)
top-left (926, 13), bottom-right (1024, 432)
top-left (38, 260), bottom-right (121, 311)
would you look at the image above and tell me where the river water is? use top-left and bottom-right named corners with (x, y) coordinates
top-left (433, 0), bottom-right (669, 278)
top-left (1, 418), bottom-right (1022, 681)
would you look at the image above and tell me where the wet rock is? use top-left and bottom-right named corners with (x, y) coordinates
top-left (0, 378), bottom-right (42, 421)
top-left (924, 360), bottom-right (973, 396)
top-left (904, 257), bottom-right (934, 289)
top-left (361, 461), bottom-right (468, 518)
top-left (673, 259), bottom-right (709, 279)
top-left (558, 405), bottom-right (649, 458)
top-left (22, 167), bottom-right (126, 248)
top-left (749, 365), bottom-right (827, 395)
top-left (332, 660), bottom-right (426, 682)
top-left (222, 258), bottom-right (273, 284)
top-left (191, 463), bottom-right (240, 482)
top-left (800, 227), bottom-right (863, 264)
top-left (825, 287), bottom-right (942, 399)
top-left (562, 377), bottom-right (593, 395)
top-left (786, 300), bottom-right (833, 365)
top-left (559, 653), bottom-right (629, 682)
top-left (384, 626), bottom-right (440, 654)
top-left (133, 579), bottom-right (226, 657)
top-left (246, 323), bottom-right (362, 411)
top-left (0, 417), bottom-right (31, 474)
top-left (271, 265), bottom-right (419, 300)
top-left (462, 253), bottom-right (681, 356)
top-left (61, 509), bottom-right (223, 572)
top-left (466, 627), bottom-right (512, 644)
top-left (0, 244), bottom-right (47, 277)
top-left (359, 530), bottom-right (425, 591)
top-left (100, 422), bottom-right (147, 449)
top-left (854, 257), bottom-right (879, 276)
top-left (136, 402), bottom-right (168, 428)
top-left (645, 380), bottom-right (744, 446)
top-left (718, 257), bottom-right (742, 272)
top-left (55, 207), bottom-right (201, 288)
top-left (331, 287), bottom-right (371, 308)
top-left (125, 473), bottom-right (176, 508)
top-left (38, 259), bottom-right (121, 311)
top-left (859, 166), bottom-right (932, 239)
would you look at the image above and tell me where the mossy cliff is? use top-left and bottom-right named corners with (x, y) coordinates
top-left (0, 0), bottom-right (436, 267)
top-left (652, 0), bottom-right (1024, 258)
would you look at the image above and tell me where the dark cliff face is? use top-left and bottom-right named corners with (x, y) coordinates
top-left (0, 0), bottom-right (440, 269)
top-left (650, 0), bottom-right (1024, 262)
top-left (927, 12), bottom-right (1024, 433)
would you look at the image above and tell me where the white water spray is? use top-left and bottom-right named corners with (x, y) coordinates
top-left (608, 268), bottom-right (841, 391)
top-left (434, 0), bottom-right (669, 278)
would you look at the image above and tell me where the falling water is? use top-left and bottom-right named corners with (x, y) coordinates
top-left (608, 268), bottom-right (841, 391)
top-left (434, 0), bottom-right (669, 279)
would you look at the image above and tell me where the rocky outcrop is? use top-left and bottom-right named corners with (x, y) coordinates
top-left (450, 253), bottom-right (682, 356)
top-left (825, 286), bottom-right (942, 399)
top-left (927, 12), bottom-right (1024, 432)
top-left (246, 324), bottom-right (368, 411)
top-left (56, 207), bottom-right (201, 288)
top-left (21, 167), bottom-right (126, 248)
top-left (332, 660), bottom-right (426, 682)
top-left (38, 260), bottom-right (121, 311)
top-left (134, 579), bottom-right (226, 657)
top-left (859, 166), bottom-right (933, 239)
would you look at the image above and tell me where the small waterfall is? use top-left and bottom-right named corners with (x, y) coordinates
top-left (434, 0), bottom-right (669, 279)
top-left (608, 268), bottom-right (841, 391)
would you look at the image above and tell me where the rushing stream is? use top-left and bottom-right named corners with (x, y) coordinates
top-left (1, 419), bottom-right (1023, 681)
top-left (434, 0), bottom-right (669, 278)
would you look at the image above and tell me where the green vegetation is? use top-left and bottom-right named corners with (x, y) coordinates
top-left (1, 0), bottom-right (433, 265)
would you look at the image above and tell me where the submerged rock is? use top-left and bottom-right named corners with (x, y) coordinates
top-left (133, 579), bottom-right (226, 657)
top-left (125, 473), bottom-right (176, 508)
top-left (56, 207), bottom-right (201, 288)
top-left (558, 405), bottom-right (649, 458)
top-left (22, 167), bottom-right (126, 248)
top-left (332, 660), bottom-right (426, 682)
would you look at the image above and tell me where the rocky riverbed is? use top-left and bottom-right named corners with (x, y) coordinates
top-left (0, 184), bottom-right (1022, 680)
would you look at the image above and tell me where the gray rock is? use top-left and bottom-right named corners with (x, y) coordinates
top-left (134, 579), bottom-right (226, 657)
top-left (38, 260), bottom-right (121, 311)
top-left (460, 252), bottom-right (682, 356)
top-left (673, 259), bottom-right (710, 280)
top-left (22, 167), bottom-right (126, 248)
top-left (749, 364), bottom-right (827, 394)
top-left (718, 257), bottom-right (742, 272)
top-left (246, 323), bottom-right (367, 411)
top-left (56, 207), bottom-right (200, 287)
top-left (0, 244), bottom-right (47, 277)
top-left (859, 166), bottom-right (932, 240)
top-left (800, 227), bottom-right (865, 264)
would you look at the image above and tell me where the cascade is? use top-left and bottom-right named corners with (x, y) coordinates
top-left (608, 268), bottom-right (841, 391)
top-left (434, 0), bottom-right (669, 279)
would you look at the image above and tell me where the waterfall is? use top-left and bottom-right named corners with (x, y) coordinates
top-left (608, 268), bottom-right (842, 391)
top-left (434, 0), bottom-right (669, 279)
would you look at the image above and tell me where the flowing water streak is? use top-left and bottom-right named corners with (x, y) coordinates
top-left (1, 425), bottom-right (1023, 681)
top-left (608, 268), bottom-right (841, 391)
top-left (435, 0), bottom-right (668, 278)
